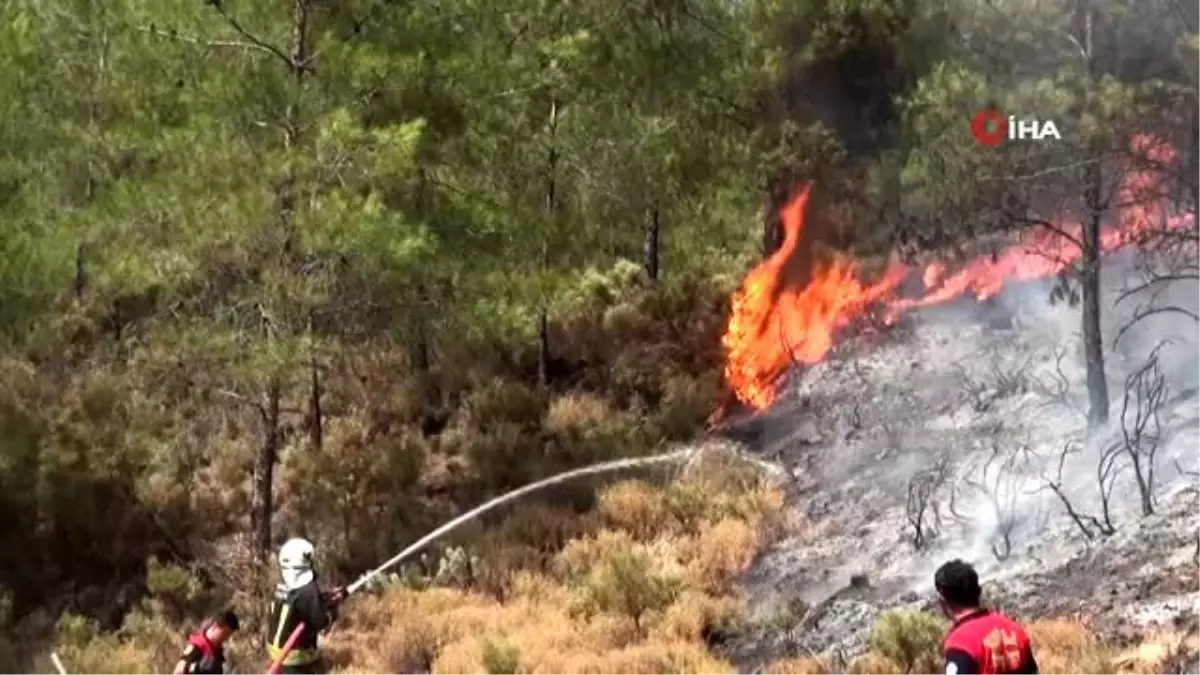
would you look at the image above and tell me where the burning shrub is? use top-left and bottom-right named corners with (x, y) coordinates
top-left (866, 609), bottom-right (945, 674)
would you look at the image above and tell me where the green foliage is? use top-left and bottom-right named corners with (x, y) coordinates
top-left (145, 557), bottom-right (203, 617)
top-left (867, 609), bottom-right (946, 674)
top-left (576, 549), bottom-right (683, 632)
top-left (0, 0), bottom-right (1193, 667)
top-left (481, 636), bottom-right (522, 675)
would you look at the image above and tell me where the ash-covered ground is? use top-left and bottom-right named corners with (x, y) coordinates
top-left (719, 258), bottom-right (1199, 672)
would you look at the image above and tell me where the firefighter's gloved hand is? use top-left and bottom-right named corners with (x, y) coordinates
top-left (324, 586), bottom-right (348, 606)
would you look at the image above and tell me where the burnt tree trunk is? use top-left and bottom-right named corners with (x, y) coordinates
top-left (1078, 0), bottom-right (1109, 429)
top-left (1081, 194), bottom-right (1109, 428)
top-left (1187, 112), bottom-right (1199, 211)
top-left (643, 206), bottom-right (660, 283)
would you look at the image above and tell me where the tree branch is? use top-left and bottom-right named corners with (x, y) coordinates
top-left (135, 24), bottom-right (284, 59)
top-left (205, 1), bottom-right (295, 68)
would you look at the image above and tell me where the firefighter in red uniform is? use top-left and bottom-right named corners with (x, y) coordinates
top-left (173, 609), bottom-right (239, 675)
top-left (935, 560), bottom-right (1038, 675)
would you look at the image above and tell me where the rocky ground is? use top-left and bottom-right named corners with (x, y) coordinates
top-left (717, 274), bottom-right (1200, 673)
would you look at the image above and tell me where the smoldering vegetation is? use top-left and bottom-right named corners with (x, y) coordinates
top-left (723, 249), bottom-right (1198, 670)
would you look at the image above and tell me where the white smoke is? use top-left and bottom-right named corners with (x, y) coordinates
top-left (752, 243), bottom-right (1198, 604)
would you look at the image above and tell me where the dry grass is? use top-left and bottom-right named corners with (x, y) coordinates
top-left (831, 614), bottom-right (1195, 675)
top-left (325, 463), bottom-right (786, 674)
top-left (46, 450), bottom-right (1191, 675)
top-left (762, 656), bottom-right (832, 674)
top-left (545, 393), bottom-right (616, 435)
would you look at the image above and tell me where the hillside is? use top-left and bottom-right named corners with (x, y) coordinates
top-left (721, 256), bottom-right (1199, 672)
top-left (0, 0), bottom-right (1196, 673)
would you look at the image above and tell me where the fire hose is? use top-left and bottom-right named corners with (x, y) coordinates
top-left (262, 446), bottom-right (786, 671)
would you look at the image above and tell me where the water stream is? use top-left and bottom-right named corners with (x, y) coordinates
top-left (346, 444), bottom-right (783, 595)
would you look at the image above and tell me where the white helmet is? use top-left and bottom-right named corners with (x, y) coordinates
top-left (278, 538), bottom-right (316, 590)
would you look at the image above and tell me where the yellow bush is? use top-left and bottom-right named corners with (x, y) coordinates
top-left (495, 502), bottom-right (599, 552)
top-left (598, 480), bottom-right (675, 540)
top-left (545, 393), bottom-right (614, 435)
top-left (1027, 618), bottom-right (1116, 674)
top-left (848, 652), bottom-right (904, 674)
top-left (652, 590), bottom-right (742, 643)
top-left (687, 518), bottom-right (760, 592)
top-left (555, 529), bottom-right (638, 578)
top-left (866, 610), bottom-right (945, 674)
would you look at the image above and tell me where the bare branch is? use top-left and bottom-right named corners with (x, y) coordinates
top-left (1113, 305), bottom-right (1200, 348)
top-left (205, 1), bottom-right (294, 68)
top-left (1040, 441), bottom-right (1114, 540)
top-left (905, 455), bottom-right (950, 551)
top-left (135, 24), bottom-right (284, 59)
top-left (1114, 344), bottom-right (1171, 516)
top-left (1030, 342), bottom-right (1078, 412)
top-left (958, 431), bottom-right (1035, 561)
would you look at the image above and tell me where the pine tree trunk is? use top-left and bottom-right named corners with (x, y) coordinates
top-left (1081, 189), bottom-right (1109, 428)
top-left (537, 309), bottom-right (550, 386)
top-left (762, 181), bottom-right (784, 257)
top-left (74, 244), bottom-right (86, 300)
top-left (251, 0), bottom-right (313, 564)
top-left (537, 96), bottom-right (559, 386)
top-left (1078, 0), bottom-right (1108, 429)
top-left (252, 378), bottom-right (281, 563)
top-left (643, 207), bottom-right (660, 283)
top-left (309, 360), bottom-right (322, 451)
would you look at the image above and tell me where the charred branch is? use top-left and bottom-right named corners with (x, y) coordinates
top-left (905, 455), bottom-right (950, 551)
top-left (1030, 342), bottom-right (1078, 412)
top-left (955, 434), bottom-right (1036, 561)
top-left (1112, 343), bottom-right (1170, 516)
top-left (1041, 440), bottom-right (1116, 540)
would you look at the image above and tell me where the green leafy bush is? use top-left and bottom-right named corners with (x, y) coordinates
top-left (867, 609), bottom-right (946, 673)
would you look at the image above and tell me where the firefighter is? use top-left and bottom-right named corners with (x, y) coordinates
top-left (268, 538), bottom-right (346, 674)
top-left (935, 559), bottom-right (1038, 675)
top-left (173, 609), bottom-right (239, 675)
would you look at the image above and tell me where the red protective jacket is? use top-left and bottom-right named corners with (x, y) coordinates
top-left (942, 609), bottom-right (1038, 674)
top-left (179, 631), bottom-right (225, 674)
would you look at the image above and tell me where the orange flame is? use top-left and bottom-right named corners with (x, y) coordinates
top-left (721, 135), bottom-right (1196, 412)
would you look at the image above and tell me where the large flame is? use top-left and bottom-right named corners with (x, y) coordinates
top-left (721, 135), bottom-right (1196, 412)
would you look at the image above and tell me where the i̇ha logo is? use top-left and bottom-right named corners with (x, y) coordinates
top-left (970, 109), bottom-right (1061, 146)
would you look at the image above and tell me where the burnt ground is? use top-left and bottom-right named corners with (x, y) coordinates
top-left (716, 275), bottom-right (1200, 673)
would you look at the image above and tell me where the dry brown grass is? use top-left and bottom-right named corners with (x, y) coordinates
top-left (545, 393), bottom-right (616, 435)
top-left (762, 656), bottom-right (832, 674)
top-left (597, 480), bottom-right (673, 540)
top-left (1027, 618), bottom-right (1118, 673)
top-left (325, 465), bottom-right (786, 674)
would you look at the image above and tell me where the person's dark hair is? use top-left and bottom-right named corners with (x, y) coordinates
top-left (214, 609), bottom-right (240, 631)
top-left (934, 559), bottom-right (982, 608)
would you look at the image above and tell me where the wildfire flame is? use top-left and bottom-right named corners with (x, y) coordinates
top-left (720, 135), bottom-right (1196, 413)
